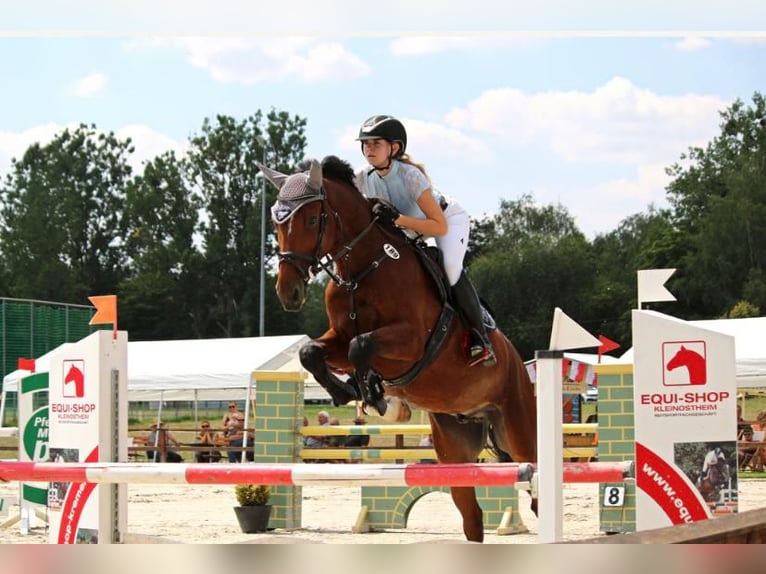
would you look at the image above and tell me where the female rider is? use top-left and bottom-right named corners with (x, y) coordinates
top-left (353, 114), bottom-right (494, 367)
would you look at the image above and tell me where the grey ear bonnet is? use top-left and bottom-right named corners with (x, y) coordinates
top-left (257, 159), bottom-right (324, 223)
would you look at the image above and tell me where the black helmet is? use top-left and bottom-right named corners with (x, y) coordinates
top-left (356, 115), bottom-right (407, 157)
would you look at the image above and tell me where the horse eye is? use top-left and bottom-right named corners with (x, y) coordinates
top-left (308, 215), bottom-right (319, 227)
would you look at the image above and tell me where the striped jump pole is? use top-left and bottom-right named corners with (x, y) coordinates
top-left (0, 460), bottom-right (633, 487)
top-left (0, 461), bottom-right (533, 487)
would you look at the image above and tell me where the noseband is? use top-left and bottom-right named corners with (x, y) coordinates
top-left (276, 196), bottom-right (388, 291)
top-left (276, 199), bottom-right (331, 283)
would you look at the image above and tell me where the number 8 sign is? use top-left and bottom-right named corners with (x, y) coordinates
top-left (603, 485), bottom-right (625, 507)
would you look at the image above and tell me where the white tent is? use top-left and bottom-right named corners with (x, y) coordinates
top-left (1, 334), bottom-right (330, 402)
top-left (618, 316), bottom-right (766, 388)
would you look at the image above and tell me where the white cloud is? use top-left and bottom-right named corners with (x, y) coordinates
top-left (127, 37), bottom-right (370, 84)
top-left (0, 123), bottom-right (187, 179)
top-left (529, 162), bottom-right (673, 237)
top-left (71, 72), bottom-right (108, 97)
top-left (0, 124), bottom-right (72, 176)
top-left (334, 118), bottom-right (492, 167)
top-left (674, 36), bottom-right (711, 51)
top-left (116, 125), bottom-right (189, 172)
top-left (445, 76), bottom-right (726, 165)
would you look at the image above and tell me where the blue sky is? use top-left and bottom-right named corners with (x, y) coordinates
top-left (1, 1), bottom-right (764, 237)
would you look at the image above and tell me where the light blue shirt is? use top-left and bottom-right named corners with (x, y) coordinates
top-left (356, 161), bottom-right (443, 219)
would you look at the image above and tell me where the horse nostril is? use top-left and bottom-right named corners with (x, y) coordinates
top-left (292, 286), bottom-right (303, 305)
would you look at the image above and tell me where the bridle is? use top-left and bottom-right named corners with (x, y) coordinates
top-left (275, 192), bottom-right (391, 292)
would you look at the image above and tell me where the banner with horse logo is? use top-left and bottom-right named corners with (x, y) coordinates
top-left (632, 310), bottom-right (737, 531)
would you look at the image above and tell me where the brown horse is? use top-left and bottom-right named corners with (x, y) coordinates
top-left (697, 459), bottom-right (731, 503)
top-left (261, 156), bottom-right (537, 542)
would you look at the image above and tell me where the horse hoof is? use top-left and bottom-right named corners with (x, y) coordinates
top-left (363, 399), bottom-right (387, 418)
top-left (378, 397), bottom-right (412, 423)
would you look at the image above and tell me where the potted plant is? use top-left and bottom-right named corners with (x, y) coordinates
top-left (233, 484), bottom-right (272, 533)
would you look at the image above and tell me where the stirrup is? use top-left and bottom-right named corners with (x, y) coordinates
top-left (468, 344), bottom-right (496, 367)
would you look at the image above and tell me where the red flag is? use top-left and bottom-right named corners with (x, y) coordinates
top-left (598, 335), bottom-right (620, 362)
top-left (561, 358), bottom-right (571, 380)
top-left (574, 362), bottom-right (588, 382)
top-left (18, 358), bottom-right (36, 372)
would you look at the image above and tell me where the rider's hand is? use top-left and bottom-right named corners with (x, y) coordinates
top-left (372, 201), bottom-right (400, 224)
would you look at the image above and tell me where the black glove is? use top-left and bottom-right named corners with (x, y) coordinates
top-left (372, 201), bottom-right (400, 223)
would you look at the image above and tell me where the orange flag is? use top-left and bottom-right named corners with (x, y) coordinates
top-left (88, 295), bottom-right (117, 325)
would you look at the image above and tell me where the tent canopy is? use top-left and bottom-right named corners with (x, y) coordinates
top-left (619, 316), bottom-right (766, 387)
top-left (2, 334), bottom-right (330, 402)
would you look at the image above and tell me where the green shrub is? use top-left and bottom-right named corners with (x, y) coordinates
top-left (234, 484), bottom-right (270, 506)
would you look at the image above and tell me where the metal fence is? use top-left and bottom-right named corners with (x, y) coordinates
top-left (0, 297), bottom-right (102, 392)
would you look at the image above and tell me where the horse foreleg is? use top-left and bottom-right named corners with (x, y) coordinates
top-left (299, 337), bottom-right (360, 407)
top-left (348, 330), bottom-right (416, 422)
top-left (449, 487), bottom-right (484, 543)
top-left (345, 332), bottom-right (383, 414)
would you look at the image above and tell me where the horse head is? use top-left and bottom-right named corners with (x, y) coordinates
top-left (260, 157), bottom-right (375, 312)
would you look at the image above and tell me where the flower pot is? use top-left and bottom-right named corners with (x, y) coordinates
top-left (233, 505), bottom-right (272, 533)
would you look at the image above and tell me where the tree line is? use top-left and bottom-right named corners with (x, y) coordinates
top-left (1, 95), bottom-right (764, 361)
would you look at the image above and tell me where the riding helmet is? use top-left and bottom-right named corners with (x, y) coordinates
top-left (356, 115), bottom-right (407, 157)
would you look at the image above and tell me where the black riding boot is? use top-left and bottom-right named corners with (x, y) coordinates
top-left (452, 271), bottom-right (496, 367)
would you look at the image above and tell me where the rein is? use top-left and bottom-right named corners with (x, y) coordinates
top-left (276, 197), bottom-right (394, 321)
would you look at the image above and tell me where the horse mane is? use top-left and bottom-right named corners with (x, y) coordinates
top-left (294, 155), bottom-right (358, 190)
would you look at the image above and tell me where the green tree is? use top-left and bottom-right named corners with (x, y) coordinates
top-left (469, 194), bottom-right (594, 359)
top-left (665, 93), bottom-right (766, 318)
top-left (120, 150), bottom-right (204, 339)
top-left (590, 207), bottom-right (676, 347)
top-left (0, 124), bottom-right (133, 303)
top-left (186, 110), bottom-right (307, 338)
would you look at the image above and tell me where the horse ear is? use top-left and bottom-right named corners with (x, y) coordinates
top-left (307, 158), bottom-right (323, 190)
top-left (255, 161), bottom-right (288, 190)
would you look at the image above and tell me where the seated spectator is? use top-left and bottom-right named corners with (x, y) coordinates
top-left (304, 411), bottom-right (331, 448)
top-left (301, 416), bottom-right (312, 447)
top-left (752, 410), bottom-right (766, 432)
top-left (146, 422), bottom-right (184, 463)
top-left (303, 411), bottom-right (331, 463)
top-left (226, 414), bottom-right (254, 463)
top-left (739, 425), bottom-right (758, 470)
top-left (222, 401), bottom-right (244, 435)
top-left (326, 417), bottom-right (345, 447)
top-left (193, 420), bottom-right (222, 463)
top-left (343, 416), bottom-right (371, 448)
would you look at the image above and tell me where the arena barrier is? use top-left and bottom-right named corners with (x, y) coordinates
top-left (0, 460), bottom-right (633, 486)
top-left (299, 423), bottom-right (598, 462)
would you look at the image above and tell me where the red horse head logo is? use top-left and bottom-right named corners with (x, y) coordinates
top-left (63, 362), bottom-right (85, 398)
top-left (665, 344), bottom-right (707, 385)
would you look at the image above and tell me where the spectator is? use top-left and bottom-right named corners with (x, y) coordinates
top-left (226, 413), bottom-right (254, 463)
top-left (326, 417), bottom-right (344, 447)
top-left (752, 410), bottom-right (766, 433)
top-left (301, 416), bottom-right (312, 447)
top-left (146, 422), bottom-right (183, 463)
top-left (222, 401), bottom-right (244, 435)
top-left (193, 420), bottom-right (221, 463)
top-left (738, 425), bottom-right (758, 470)
top-left (343, 416), bottom-right (371, 448)
top-left (303, 411), bottom-right (332, 463)
top-left (304, 411), bottom-right (331, 448)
